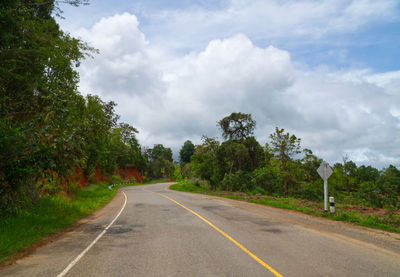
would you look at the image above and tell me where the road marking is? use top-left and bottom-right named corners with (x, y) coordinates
top-left (156, 192), bottom-right (283, 277)
top-left (57, 191), bottom-right (128, 277)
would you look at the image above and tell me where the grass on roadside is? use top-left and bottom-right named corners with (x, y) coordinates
top-left (169, 181), bottom-right (207, 192)
top-left (0, 178), bottom-right (173, 264)
top-left (0, 182), bottom-right (122, 264)
top-left (144, 178), bottom-right (172, 185)
top-left (169, 180), bottom-right (400, 233)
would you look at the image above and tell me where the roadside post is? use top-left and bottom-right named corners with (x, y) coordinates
top-left (329, 196), bottom-right (335, 213)
top-left (317, 161), bottom-right (333, 212)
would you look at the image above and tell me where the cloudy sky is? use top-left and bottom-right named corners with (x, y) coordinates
top-left (58, 0), bottom-right (400, 168)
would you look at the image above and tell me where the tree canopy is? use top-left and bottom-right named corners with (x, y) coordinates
top-left (0, 0), bottom-right (151, 216)
top-left (269, 127), bottom-right (301, 196)
top-left (179, 140), bottom-right (195, 164)
top-left (218, 112), bottom-right (255, 141)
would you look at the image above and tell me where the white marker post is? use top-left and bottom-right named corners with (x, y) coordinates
top-left (329, 196), bottom-right (335, 213)
top-left (317, 161), bottom-right (333, 212)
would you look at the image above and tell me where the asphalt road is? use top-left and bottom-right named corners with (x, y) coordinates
top-left (2, 183), bottom-right (400, 276)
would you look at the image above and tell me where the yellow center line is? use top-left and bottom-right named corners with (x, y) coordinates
top-left (153, 191), bottom-right (283, 277)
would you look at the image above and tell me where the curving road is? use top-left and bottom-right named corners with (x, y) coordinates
top-left (2, 183), bottom-right (400, 276)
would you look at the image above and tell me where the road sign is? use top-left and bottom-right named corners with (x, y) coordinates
top-left (317, 161), bottom-right (333, 212)
top-left (317, 161), bottom-right (333, 181)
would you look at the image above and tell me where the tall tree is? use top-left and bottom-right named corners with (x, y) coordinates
top-left (269, 127), bottom-right (301, 196)
top-left (179, 140), bottom-right (195, 164)
top-left (191, 136), bottom-right (220, 189)
top-left (217, 140), bottom-right (250, 175)
top-left (145, 144), bottom-right (174, 178)
top-left (0, 0), bottom-right (94, 214)
top-left (218, 112), bottom-right (255, 141)
top-left (242, 136), bottom-right (264, 171)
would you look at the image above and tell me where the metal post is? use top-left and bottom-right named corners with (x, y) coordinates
top-left (324, 179), bottom-right (328, 212)
top-left (329, 197), bottom-right (335, 213)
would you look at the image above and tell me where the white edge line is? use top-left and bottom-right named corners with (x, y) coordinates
top-left (57, 191), bottom-right (128, 277)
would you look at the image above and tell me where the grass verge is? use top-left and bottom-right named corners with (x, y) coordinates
top-left (144, 178), bottom-right (172, 185)
top-left (0, 178), bottom-right (172, 264)
top-left (1, 182), bottom-right (126, 264)
top-left (170, 180), bottom-right (400, 233)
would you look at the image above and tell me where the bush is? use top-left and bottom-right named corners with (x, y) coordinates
top-left (67, 182), bottom-right (79, 194)
top-left (181, 163), bottom-right (192, 179)
top-left (222, 170), bottom-right (253, 192)
top-left (294, 180), bottom-right (323, 201)
top-left (191, 177), bottom-right (210, 188)
top-left (110, 175), bottom-right (122, 185)
top-left (251, 166), bottom-right (281, 194)
top-left (0, 120), bottom-right (33, 216)
top-left (173, 166), bottom-right (183, 182)
top-left (251, 186), bottom-right (267, 195)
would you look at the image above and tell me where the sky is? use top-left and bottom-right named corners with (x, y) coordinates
top-left (57, 0), bottom-right (400, 168)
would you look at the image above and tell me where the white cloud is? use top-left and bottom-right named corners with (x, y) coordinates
top-left (74, 13), bottom-right (166, 98)
top-left (142, 0), bottom-right (399, 51)
top-left (73, 12), bottom-right (400, 168)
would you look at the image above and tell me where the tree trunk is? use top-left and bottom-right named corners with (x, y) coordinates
top-left (283, 176), bottom-right (288, 197)
top-left (282, 159), bottom-right (288, 196)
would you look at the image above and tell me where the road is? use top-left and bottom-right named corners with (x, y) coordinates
top-left (1, 183), bottom-right (400, 276)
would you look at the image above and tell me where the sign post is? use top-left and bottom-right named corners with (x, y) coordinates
top-left (317, 161), bottom-right (333, 212)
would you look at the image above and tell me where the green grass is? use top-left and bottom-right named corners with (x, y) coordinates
top-left (0, 178), bottom-right (174, 264)
top-left (0, 182), bottom-right (124, 264)
top-left (143, 178), bottom-right (172, 185)
top-left (169, 181), bottom-right (400, 233)
top-left (169, 180), bottom-right (207, 192)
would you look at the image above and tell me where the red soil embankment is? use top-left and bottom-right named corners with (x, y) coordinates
top-left (71, 167), bottom-right (88, 188)
top-left (114, 167), bottom-right (144, 183)
top-left (38, 166), bottom-right (143, 194)
top-left (93, 167), bottom-right (108, 183)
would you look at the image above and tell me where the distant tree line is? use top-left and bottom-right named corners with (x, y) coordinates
top-left (177, 112), bottom-right (400, 209)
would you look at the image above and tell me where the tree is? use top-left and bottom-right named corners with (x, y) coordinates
top-left (179, 140), bottom-right (195, 164)
top-left (0, 1), bottom-right (149, 216)
top-left (355, 165), bottom-right (379, 184)
top-left (0, 0), bottom-right (95, 214)
top-left (343, 160), bottom-right (357, 193)
top-left (217, 141), bottom-right (250, 175)
top-left (145, 144), bottom-right (174, 178)
top-left (301, 148), bottom-right (322, 183)
top-left (242, 136), bottom-right (264, 171)
top-left (269, 127), bottom-right (301, 196)
top-left (191, 136), bottom-right (220, 190)
top-left (377, 165), bottom-right (400, 207)
top-left (218, 112), bottom-right (255, 141)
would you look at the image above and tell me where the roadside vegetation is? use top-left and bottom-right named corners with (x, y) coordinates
top-left (0, 0), bottom-right (176, 219)
top-left (0, 182), bottom-right (116, 264)
top-left (0, 0), bottom-right (175, 263)
top-left (0, 176), bottom-right (168, 265)
top-left (170, 180), bottom-right (400, 233)
top-left (1, 0), bottom-right (399, 264)
top-left (171, 112), bottom-right (400, 233)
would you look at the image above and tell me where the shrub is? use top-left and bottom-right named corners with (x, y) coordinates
top-left (251, 166), bottom-right (281, 194)
top-left (222, 170), bottom-right (253, 192)
top-left (252, 186), bottom-right (267, 195)
top-left (173, 166), bottom-right (183, 182)
top-left (67, 182), bottom-right (79, 194)
top-left (110, 175), bottom-right (122, 185)
top-left (294, 180), bottom-right (323, 201)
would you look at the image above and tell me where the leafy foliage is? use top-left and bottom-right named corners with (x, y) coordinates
top-left (0, 1), bottom-right (149, 216)
top-left (145, 144), bottom-right (174, 179)
top-left (269, 127), bottom-right (301, 196)
top-left (188, 114), bottom-right (399, 210)
top-left (179, 140), bottom-right (195, 164)
top-left (218, 112), bottom-right (255, 140)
